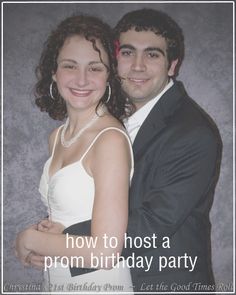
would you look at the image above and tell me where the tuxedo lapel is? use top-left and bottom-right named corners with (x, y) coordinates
top-left (132, 81), bottom-right (185, 157)
top-left (132, 106), bottom-right (166, 157)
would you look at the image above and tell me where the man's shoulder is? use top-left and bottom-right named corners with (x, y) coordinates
top-left (168, 82), bottom-right (220, 135)
top-left (181, 96), bottom-right (219, 136)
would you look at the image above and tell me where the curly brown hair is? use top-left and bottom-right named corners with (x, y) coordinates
top-left (35, 14), bottom-right (131, 121)
top-left (114, 8), bottom-right (185, 77)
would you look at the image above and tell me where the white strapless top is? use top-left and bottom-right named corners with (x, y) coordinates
top-left (39, 126), bottom-right (134, 228)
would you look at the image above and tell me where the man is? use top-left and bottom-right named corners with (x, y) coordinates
top-left (111, 8), bottom-right (222, 292)
top-left (28, 8), bottom-right (222, 293)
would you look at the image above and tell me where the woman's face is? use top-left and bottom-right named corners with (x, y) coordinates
top-left (53, 35), bottom-right (109, 112)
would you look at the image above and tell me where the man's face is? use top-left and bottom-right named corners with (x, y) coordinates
top-left (117, 29), bottom-right (177, 109)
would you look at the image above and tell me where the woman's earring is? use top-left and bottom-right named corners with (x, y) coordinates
top-left (105, 83), bottom-right (111, 104)
top-left (50, 81), bottom-right (56, 100)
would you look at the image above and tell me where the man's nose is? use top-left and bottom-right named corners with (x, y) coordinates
top-left (131, 54), bottom-right (146, 71)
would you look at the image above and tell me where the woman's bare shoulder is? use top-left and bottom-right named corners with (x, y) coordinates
top-left (48, 126), bottom-right (63, 154)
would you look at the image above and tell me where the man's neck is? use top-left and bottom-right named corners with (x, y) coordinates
top-left (132, 79), bottom-right (174, 111)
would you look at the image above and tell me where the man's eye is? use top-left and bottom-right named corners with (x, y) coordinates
top-left (120, 50), bottom-right (133, 57)
top-left (147, 52), bottom-right (160, 58)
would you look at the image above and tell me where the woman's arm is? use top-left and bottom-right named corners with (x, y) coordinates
top-left (15, 127), bottom-right (62, 266)
top-left (15, 130), bottom-right (131, 269)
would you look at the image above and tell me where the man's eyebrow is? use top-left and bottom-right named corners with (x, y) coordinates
top-left (145, 47), bottom-right (165, 56)
top-left (119, 45), bottom-right (165, 56)
top-left (119, 44), bottom-right (135, 50)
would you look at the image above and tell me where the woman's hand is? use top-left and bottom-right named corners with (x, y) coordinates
top-left (25, 252), bottom-right (45, 269)
top-left (15, 219), bottom-right (65, 268)
top-left (29, 219), bottom-right (65, 269)
top-left (15, 225), bottom-right (37, 266)
top-left (37, 219), bottom-right (65, 234)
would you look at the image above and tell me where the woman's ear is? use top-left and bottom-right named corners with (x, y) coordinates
top-left (52, 73), bottom-right (57, 82)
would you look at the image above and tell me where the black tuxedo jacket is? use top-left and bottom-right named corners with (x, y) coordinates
top-left (64, 81), bottom-right (222, 292)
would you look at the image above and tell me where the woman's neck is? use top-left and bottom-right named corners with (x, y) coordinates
top-left (66, 105), bottom-right (104, 136)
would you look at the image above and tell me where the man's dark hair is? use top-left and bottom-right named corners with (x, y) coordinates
top-left (114, 8), bottom-right (184, 77)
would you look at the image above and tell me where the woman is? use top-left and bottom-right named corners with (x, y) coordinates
top-left (15, 15), bottom-right (134, 293)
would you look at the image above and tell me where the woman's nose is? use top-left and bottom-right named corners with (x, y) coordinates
top-left (74, 69), bottom-right (89, 87)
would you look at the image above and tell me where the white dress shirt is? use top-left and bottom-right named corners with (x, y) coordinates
top-left (124, 80), bottom-right (174, 143)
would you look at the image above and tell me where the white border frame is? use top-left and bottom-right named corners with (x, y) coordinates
top-left (1, 1), bottom-right (235, 294)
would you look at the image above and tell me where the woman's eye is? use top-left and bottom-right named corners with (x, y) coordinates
top-left (89, 66), bottom-right (105, 72)
top-left (65, 65), bottom-right (76, 70)
top-left (62, 64), bottom-right (76, 69)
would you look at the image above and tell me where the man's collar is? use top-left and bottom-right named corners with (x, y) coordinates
top-left (126, 79), bottom-right (174, 127)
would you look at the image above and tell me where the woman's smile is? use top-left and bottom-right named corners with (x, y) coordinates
top-left (69, 88), bottom-right (94, 97)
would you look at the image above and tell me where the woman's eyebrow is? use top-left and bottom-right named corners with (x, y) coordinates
top-left (58, 60), bottom-right (106, 66)
top-left (88, 61), bottom-right (105, 65)
top-left (57, 59), bottom-right (77, 64)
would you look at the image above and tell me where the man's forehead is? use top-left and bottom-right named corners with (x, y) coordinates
top-left (119, 29), bottom-right (167, 49)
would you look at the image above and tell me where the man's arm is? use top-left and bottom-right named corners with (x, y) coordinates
top-left (59, 126), bottom-right (222, 258)
top-left (126, 125), bottom-right (222, 254)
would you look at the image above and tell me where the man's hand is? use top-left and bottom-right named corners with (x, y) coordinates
top-left (37, 219), bottom-right (65, 234)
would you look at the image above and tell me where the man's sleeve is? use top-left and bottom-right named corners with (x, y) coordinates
top-left (63, 220), bottom-right (98, 276)
top-left (126, 125), bottom-right (222, 254)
